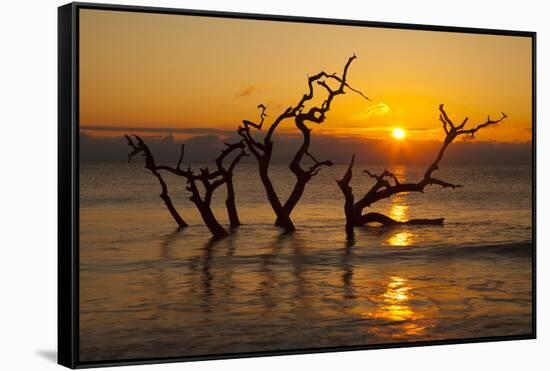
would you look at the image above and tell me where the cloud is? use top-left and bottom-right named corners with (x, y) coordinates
top-left (80, 132), bottom-right (532, 166)
top-left (235, 85), bottom-right (258, 97)
top-left (351, 102), bottom-right (391, 121)
top-left (81, 125), bottom-right (234, 136)
top-left (80, 133), bottom-right (238, 163)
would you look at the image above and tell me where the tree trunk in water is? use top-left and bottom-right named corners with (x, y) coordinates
top-left (274, 212), bottom-right (296, 233)
top-left (256, 162), bottom-right (299, 233)
top-left (160, 192), bottom-right (187, 229)
top-left (153, 170), bottom-right (188, 229)
top-left (257, 161), bottom-right (298, 232)
top-left (195, 202), bottom-right (228, 239)
top-left (278, 181), bottom-right (305, 220)
top-left (336, 155), bottom-right (356, 240)
top-left (341, 193), bottom-right (355, 240)
top-left (274, 179), bottom-right (307, 233)
top-left (225, 176), bottom-right (241, 228)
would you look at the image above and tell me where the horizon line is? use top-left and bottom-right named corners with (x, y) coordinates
top-left (81, 126), bottom-right (533, 144)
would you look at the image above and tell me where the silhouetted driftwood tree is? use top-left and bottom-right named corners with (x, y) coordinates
top-left (126, 135), bottom-right (247, 239)
top-left (213, 142), bottom-right (247, 228)
top-left (126, 135), bottom-right (188, 229)
top-left (337, 104), bottom-right (507, 239)
top-left (238, 55), bottom-right (369, 233)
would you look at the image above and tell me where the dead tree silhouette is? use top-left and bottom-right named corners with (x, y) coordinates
top-left (238, 55), bottom-right (370, 233)
top-left (214, 142), bottom-right (247, 228)
top-left (126, 135), bottom-right (188, 229)
top-left (126, 135), bottom-right (247, 239)
top-left (337, 104), bottom-right (507, 239)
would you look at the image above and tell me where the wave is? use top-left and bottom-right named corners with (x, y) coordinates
top-left (80, 240), bottom-right (533, 276)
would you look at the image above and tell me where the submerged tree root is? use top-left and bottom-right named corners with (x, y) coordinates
top-left (358, 212), bottom-right (444, 226)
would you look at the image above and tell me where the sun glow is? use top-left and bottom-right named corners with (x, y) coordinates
top-left (392, 128), bottom-right (406, 140)
top-left (364, 276), bottom-right (435, 339)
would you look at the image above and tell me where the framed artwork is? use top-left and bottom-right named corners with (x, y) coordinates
top-left (58, 2), bottom-right (536, 368)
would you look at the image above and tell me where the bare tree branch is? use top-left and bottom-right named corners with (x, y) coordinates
top-left (130, 135), bottom-right (248, 238)
top-left (213, 141), bottom-right (248, 227)
top-left (237, 115), bottom-right (265, 160)
top-left (275, 55), bottom-right (368, 230)
top-left (337, 104), bottom-right (507, 234)
top-left (242, 104), bottom-right (267, 130)
top-left (234, 55), bottom-right (369, 233)
top-left (125, 135), bottom-right (188, 229)
top-left (176, 144), bottom-right (185, 170)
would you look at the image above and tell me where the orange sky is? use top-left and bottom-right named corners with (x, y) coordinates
top-left (79, 9), bottom-right (532, 143)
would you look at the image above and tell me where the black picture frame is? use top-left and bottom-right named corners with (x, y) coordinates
top-left (58, 2), bottom-right (537, 368)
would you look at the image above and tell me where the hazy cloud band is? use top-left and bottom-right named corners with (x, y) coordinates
top-left (81, 125), bottom-right (234, 136)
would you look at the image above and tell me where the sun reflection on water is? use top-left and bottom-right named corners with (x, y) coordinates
top-left (381, 277), bottom-right (415, 321)
top-left (389, 204), bottom-right (408, 222)
top-left (387, 200), bottom-right (409, 246)
top-left (391, 165), bottom-right (407, 183)
top-left (386, 195), bottom-right (415, 246)
top-left (387, 230), bottom-right (414, 246)
top-left (365, 276), bottom-right (433, 339)
top-left (382, 166), bottom-right (418, 247)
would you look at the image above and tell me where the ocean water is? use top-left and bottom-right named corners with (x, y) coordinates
top-left (79, 162), bottom-right (533, 362)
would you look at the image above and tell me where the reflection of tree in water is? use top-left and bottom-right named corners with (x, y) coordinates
top-left (197, 236), bottom-right (239, 313)
top-left (151, 228), bottom-right (186, 311)
top-left (258, 233), bottom-right (310, 312)
top-left (200, 238), bottom-right (215, 311)
top-left (160, 228), bottom-right (184, 253)
top-left (342, 240), bottom-right (356, 300)
top-left (258, 233), bottom-right (284, 312)
top-left (289, 234), bottom-right (308, 308)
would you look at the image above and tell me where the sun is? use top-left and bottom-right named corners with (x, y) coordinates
top-left (392, 128), bottom-right (406, 140)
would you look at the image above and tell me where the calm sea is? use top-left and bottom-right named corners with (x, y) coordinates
top-left (79, 162), bottom-right (533, 361)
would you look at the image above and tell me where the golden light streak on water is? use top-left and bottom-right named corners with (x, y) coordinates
top-left (387, 230), bottom-right (414, 246)
top-left (366, 276), bottom-right (431, 339)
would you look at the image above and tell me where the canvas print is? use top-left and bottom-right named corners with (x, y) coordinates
top-left (78, 9), bottom-right (533, 362)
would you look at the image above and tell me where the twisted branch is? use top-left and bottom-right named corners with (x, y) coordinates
top-left (356, 105), bottom-right (506, 210)
top-left (125, 135), bottom-right (188, 228)
top-left (241, 104), bottom-right (267, 130)
top-left (336, 104), bottom-right (507, 231)
top-left (131, 135), bottom-right (247, 238)
top-left (236, 55), bottom-right (369, 233)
